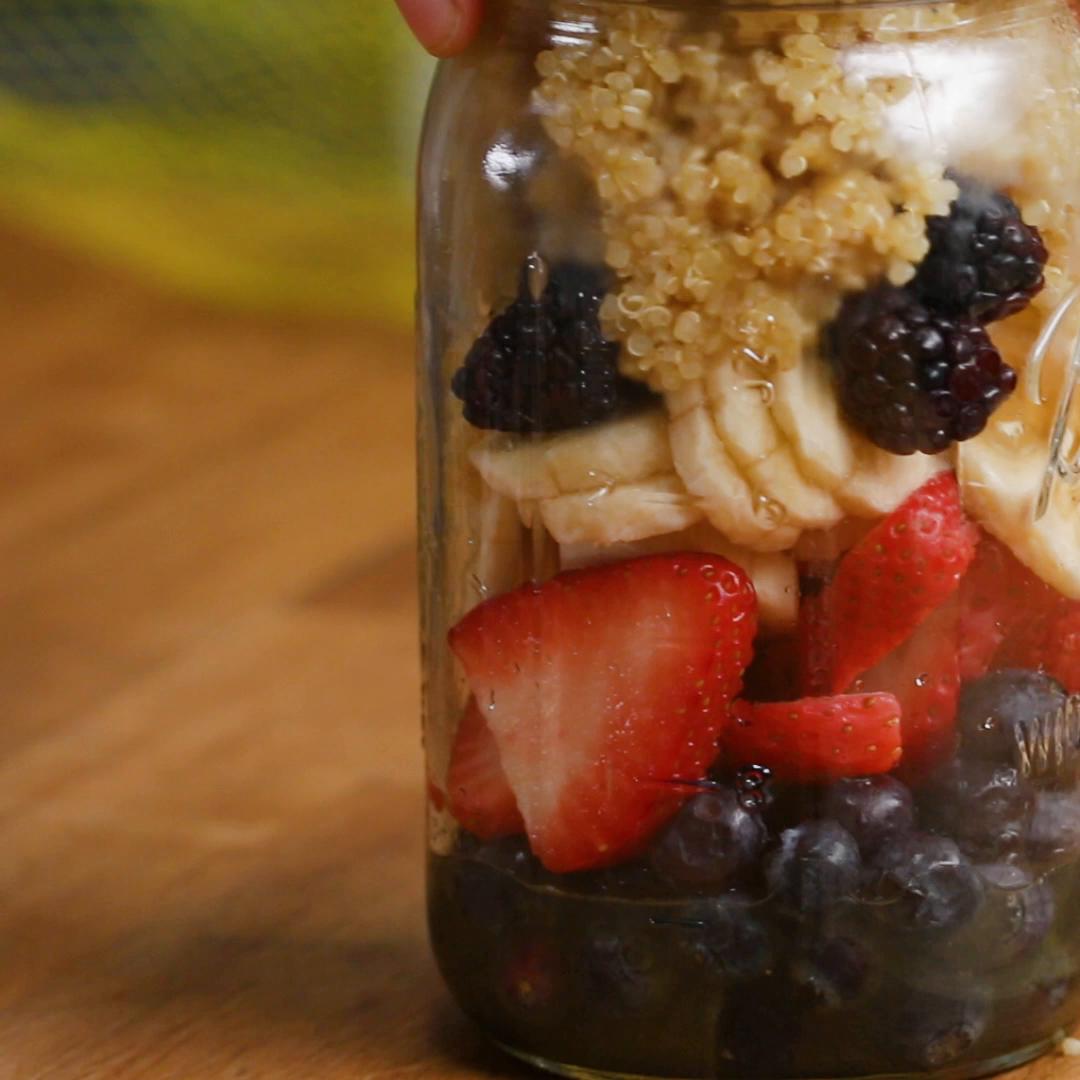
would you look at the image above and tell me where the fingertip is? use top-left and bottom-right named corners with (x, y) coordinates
top-left (428, 0), bottom-right (484, 57)
top-left (397, 0), bottom-right (484, 58)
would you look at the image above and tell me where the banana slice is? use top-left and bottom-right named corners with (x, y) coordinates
top-left (772, 353), bottom-right (858, 493)
top-left (959, 433), bottom-right (1080, 600)
top-left (538, 474), bottom-right (703, 546)
top-left (837, 442), bottom-right (950, 518)
top-left (469, 410), bottom-right (672, 502)
top-left (707, 361), bottom-right (780, 468)
top-left (559, 522), bottom-right (799, 632)
top-left (746, 449), bottom-right (844, 530)
top-left (668, 385), bottom-right (800, 551)
top-left (469, 490), bottom-right (528, 602)
top-left (708, 361), bottom-right (844, 530)
top-left (958, 307), bottom-right (1080, 600)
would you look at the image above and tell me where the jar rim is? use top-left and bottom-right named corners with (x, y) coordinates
top-left (515, 0), bottom-right (1031, 14)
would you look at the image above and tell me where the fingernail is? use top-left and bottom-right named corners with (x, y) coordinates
top-left (429, 0), bottom-right (464, 56)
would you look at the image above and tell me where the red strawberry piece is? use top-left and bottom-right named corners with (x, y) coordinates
top-left (449, 554), bottom-right (757, 873)
top-left (446, 697), bottom-right (524, 841)
top-left (1007, 604), bottom-right (1080, 693)
top-left (818, 472), bottom-right (978, 692)
top-left (857, 600), bottom-right (961, 782)
top-left (724, 692), bottom-right (904, 781)
top-left (959, 536), bottom-right (1067, 680)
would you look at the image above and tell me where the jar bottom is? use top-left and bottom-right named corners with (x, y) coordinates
top-left (495, 1034), bottom-right (1066, 1080)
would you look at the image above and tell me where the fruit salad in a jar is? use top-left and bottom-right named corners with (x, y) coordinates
top-left (417, 0), bottom-right (1080, 1075)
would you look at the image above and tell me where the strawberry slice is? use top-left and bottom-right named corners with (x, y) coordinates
top-left (857, 600), bottom-right (961, 782)
top-left (1040, 606), bottom-right (1080, 693)
top-left (959, 536), bottom-right (1066, 680)
top-left (817, 472), bottom-right (978, 692)
top-left (446, 697), bottom-right (524, 841)
top-left (449, 554), bottom-right (757, 873)
top-left (1005, 603), bottom-right (1080, 693)
top-left (724, 692), bottom-right (904, 781)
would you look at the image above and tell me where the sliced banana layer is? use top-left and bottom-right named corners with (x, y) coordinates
top-left (469, 490), bottom-right (528, 602)
top-left (707, 361), bottom-right (845, 531)
top-left (668, 387), bottom-right (798, 551)
top-left (747, 451), bottom-right (843, 530)
top-left (772, 353), bottom-right (858, 492)
top-left (667, 366), bottom-right (847, 550)
top-left (470, 410), bottom-right (672, 502)
top-left (959, 302), bottom-right (1080, 599)
top-left (539, 474), bottom-right (703, 546)
top-left (960, 435), bottom-right (1080, 600)
top-left (469, 408), bottom-right (703, 548)
top-left (559, 522), bottom-right (799, 633)
top-left (838, 443), bottom-right (951, 519)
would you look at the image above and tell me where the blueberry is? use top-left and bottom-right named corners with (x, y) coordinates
top-left (446, 855), bottom-right (524, 934)
top-left (718, 978), bottom-right (801, 1076)
top-left (978, 863), bottom-right (1056, 960)
top-left (823, 776), bottom-right (915, 856)
top-left (957, 669), bottom-right (1066, 765)
top-left (920, 759), bottom-right (1034, 859)
top-left (1032, 975), bottom-right (1076, 1015)
top-left (869, 833), bottom-right (984, 933)
top-left (495, 937), bottom-right (565, 1021)
top-left (889, 988), bottom-right (989, 1069)
top-left (928, 862), bottom-right (1057, 974)
top-left (675, 895), bottom-right (776, 981)
top-left (650, 788), bottom-right (767, 887)
top-left (766, 820), bottom-right (861, 913)
top-left (792, 936), bottom-right (870, 1008)
top-left (579, 929), bottom-right (660, 1013)
top-left (1028, 790), bottom-right (1080, 865)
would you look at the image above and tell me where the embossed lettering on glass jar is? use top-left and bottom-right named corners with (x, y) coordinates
top-left (417, 1), bottom-right (1080, 1076)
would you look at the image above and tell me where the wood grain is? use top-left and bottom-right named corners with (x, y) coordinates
top-left (0, 221), bottom-right (1075, 1079)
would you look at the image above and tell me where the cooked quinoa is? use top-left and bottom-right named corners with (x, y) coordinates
top-left (532, 1), bottom-right (1080, 392)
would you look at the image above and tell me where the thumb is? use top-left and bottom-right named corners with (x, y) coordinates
top-left (394, 0), bottom-right (484, 57)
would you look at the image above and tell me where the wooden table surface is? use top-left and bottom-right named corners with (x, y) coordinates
top-left (2, 222), bottom-right (1077, 1079)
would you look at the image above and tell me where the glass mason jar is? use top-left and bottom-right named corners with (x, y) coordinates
top-left (418, 1), bottom-right (1080, 1076)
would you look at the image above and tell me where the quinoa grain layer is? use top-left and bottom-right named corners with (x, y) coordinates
top-left (533, 1), bottom-right (1080, 392)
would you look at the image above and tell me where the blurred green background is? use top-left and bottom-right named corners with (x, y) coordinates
top-left (0, 0), bottom-right (431, 327)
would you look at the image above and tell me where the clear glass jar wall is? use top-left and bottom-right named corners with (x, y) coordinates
top-left (418, 1), bottom-right (1080, 1075)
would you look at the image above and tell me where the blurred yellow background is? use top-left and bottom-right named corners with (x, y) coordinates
top-left (0, 10), bottom-right (476, 1075)
top-left (0, 0), bottom-right (430, 326)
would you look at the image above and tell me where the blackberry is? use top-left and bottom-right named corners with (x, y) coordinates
top-left (827, 284), bottom-right (1017, 455)
top-left (915, 175), bottom-right (1048, 323)
top-left (451, 256), bottom-right (652, 432)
